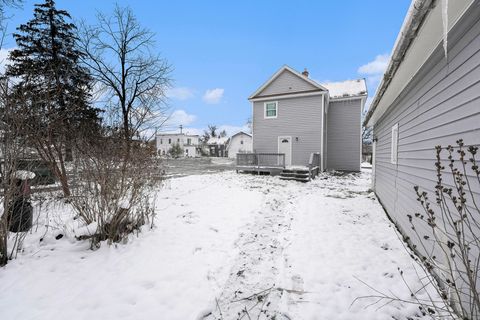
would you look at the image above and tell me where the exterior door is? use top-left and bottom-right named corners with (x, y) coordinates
top-left (278, 136), bottom-right (292, 166)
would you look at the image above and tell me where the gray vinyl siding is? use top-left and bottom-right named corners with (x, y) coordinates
top-left (252, 95), bottom-right (323, 166)
top-left (373, 4), bottom-right (480, 260)
top-left (257, 69), bottom-right (319, 97)
top-left (326, 99), bottom-right (362, 171)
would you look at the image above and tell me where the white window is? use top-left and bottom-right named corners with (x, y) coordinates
top-left (160, 139), bottom-right (163, 144)
top-left (264, 101), bottom-right (277, 119)
top-left (391, 123), bottom-right (399, 164)
top-left (187, 138), bottom-right (192, 145)
top-left (240, 140), bottom-right (244, 145)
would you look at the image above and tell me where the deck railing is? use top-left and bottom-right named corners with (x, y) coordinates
top-left (236, 153), bottom-right (286, 168)
top-left (308, 152), bottom-right (321, 179)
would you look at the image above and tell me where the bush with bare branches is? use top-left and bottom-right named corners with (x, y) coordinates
top-left (69, 130), bottom-right (161, 248)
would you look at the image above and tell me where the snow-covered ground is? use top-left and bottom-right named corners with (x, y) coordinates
top-left (0, 169), bottom-right (438, 319)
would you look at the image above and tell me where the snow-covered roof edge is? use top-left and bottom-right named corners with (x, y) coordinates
top-left (321, 79), bottom-right (367, 99)
top-left (156, 132), bottom-right (200, 137)
top-left (207, 136), bottom-right (229, 145)
top-left (364, 0), bottom-right (434, 127)
top-left (364, 0), bottom-right (476, 127)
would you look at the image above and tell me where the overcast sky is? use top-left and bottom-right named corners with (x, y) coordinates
top-left (2, 0), bottom-right (410, 136)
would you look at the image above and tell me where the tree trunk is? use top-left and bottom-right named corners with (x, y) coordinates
top-left (0, 219), bottom-right (8, 266)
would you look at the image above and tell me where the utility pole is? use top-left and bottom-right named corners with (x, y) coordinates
top-left (179, 124), bottom-right (183, 134)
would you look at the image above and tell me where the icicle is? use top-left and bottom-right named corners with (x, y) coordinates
top-left (441, 0), bottom-right (449, 59)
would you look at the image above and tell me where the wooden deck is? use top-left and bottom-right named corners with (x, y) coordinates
top-left (236, 152), bottom-right (321, 180)
top-left (236, 153), bottom-right (285, 175)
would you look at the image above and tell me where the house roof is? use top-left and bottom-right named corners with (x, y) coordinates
top-left (249, 65), bottom-right (367, 101)
top-left (321, 79), bottom-right (367, 99)
top-left (249, 65), bottom-right (327, 100)
top-left (364, 0), bottom-right (475, 127)
top-left (156, 132), bottom-right (199, 137)
top-left (207, 136), bottom-right (229, 145)
top-left (230, 131), bottom-right (252, 139)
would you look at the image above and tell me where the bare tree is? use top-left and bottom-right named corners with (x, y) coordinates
top-left (78, 5), bottom-right (171, 147)
top-left (246, 117), bottom-right (252, 134)
top-left (69, 5), bottom-right (171, 246)
top-left (361, 110), bottom-right (373, 145)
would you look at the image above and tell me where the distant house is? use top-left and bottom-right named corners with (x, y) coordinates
top-left (156, 133), bottom-right (199, 157)
top-left (248, 65), bottom-right (367, 171)
top-left (364, 0), bottom-right (480, 312)
top-left (206, 136), bottom-right (228, 157)
top-left (227, 131), bottom-right (252, 159)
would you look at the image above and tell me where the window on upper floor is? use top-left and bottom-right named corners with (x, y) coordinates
top-left (391, 123), bottom-right (399, 165)
top-left (168, 138), bottom-right (171, 144)
top-left (240, 140), bottom-right (244, 145)
top-left (264, 101), bottom-right (277, 119)
top-left (160, 139), bottom-right (163, 144)
top-left (187, 138), bottom-right (192, 145)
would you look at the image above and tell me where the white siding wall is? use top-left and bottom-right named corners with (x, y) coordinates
top-left (156, 134), bottom-right (199, 157)
top-left (326, 98), bottom-right (362, 171)
top-left (228, 133), bottom-right (252, 158)
top-left (253, 95), bottom-right (324, 166)
top-left (373, 4), bottom-right (480, 266)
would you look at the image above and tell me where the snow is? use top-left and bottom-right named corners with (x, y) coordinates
top-left (207, 136), bottom-right (229, 145)
top-left (13, 170), bottom-right (36, 180)
top-left (210, 157), bottom-right (234, 165)
top-left (361, 161), bottom-right (372, 168)
top-left (322, 79), bottom-right (367, 99)
top-left (0, 170), bottom-right (441, 319)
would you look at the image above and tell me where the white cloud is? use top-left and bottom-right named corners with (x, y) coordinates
top-left (202, 88), bottom-right (224, 104)
top-left (165, 109), bottom-right (197, 127)
top-left (217, 124), bottom-right (250, 136)
top-left (358, 54), bottom-right (390, 75)
top-left (358, 54), bottom-right (390, 108)
top-left (166, 87), bottom-right (195, 100)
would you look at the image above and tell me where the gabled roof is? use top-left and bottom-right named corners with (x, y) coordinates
top-left (249, 65), bottom-right (327, 100)
top-left (156, 132), bottom-right (199, 137)
top-left (230, 131), bottom-right (252, 139)
top-left (321, 79), bottom-right (367, 99)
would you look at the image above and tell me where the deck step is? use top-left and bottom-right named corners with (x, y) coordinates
top-left (280, 176), bottom-right (310, 182)
top-left (280, 168), bottom-right (311, 182)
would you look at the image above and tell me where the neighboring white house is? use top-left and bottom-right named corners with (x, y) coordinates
top-left (156, 133), bottom-right (199, 157)
top-left (227, 131), bottom-right (252, 158)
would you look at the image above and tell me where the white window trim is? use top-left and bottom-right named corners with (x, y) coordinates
top-left (264, 101), bottom-right (278, 119)
top-left (391, 123), bottom-right (399, 165)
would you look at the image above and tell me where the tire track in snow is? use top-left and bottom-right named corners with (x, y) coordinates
top-left (200, 177), bottom-right (307, 320)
